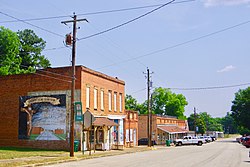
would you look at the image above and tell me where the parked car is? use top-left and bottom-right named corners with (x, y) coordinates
top-left (242, 137), bottom-right (250, 148)
top-left (205, 136), bottom-right (213, 142)
top-left (211, 136), bottom-right (217, 141)
top-left (138, 138), bottom-right (156, 146)
top-left (174, 136), bottom-right (203, 146)
top-left (197, 136), bottom-right (207, 144)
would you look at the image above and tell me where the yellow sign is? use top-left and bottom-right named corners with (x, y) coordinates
top-left (24, 97), bottom-right (60, 107)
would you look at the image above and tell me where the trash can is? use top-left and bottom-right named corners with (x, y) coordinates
top-left (74, 140), bottom-right (79, 152)
top-left (166, 140), bottom-right (170, 146)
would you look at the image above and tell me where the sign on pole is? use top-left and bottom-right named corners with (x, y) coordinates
top-left (74, 102), bottom-right (83, 121)
top-left (83, 110), bottom-right (95, 129)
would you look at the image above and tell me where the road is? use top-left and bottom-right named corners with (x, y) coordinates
top-left (45, 138), bottom-right (250, 167)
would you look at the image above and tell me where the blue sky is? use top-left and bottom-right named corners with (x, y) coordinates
top-left (1, 0), bottom-right (250, 117)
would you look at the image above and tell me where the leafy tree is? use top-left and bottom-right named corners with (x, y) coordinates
top-left (220, 112), bottom-right (238, 134)
top-left (196, 115), bottom-right (206, 135)
top-left (0, 27), bottom-right (50, 75)
top-left (231, 87), bottom-right (250, 130)
top-left (17, 29), bottom-right (50, 72)
top-left (151, 87), bottom-right (188, 119)
top-left (0, 26), bottom-right (21, 75)
top-left (199, 112), bottom-right (223, 131)
top-left (187, 113), bottom-right (206, 135)
top-left (187, 113), bottom-right (196, 131)
top-left (125, 94), bottom-right (139, 110)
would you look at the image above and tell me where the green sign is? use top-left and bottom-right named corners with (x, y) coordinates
top-left (75, 102), bottom-right (83, 121)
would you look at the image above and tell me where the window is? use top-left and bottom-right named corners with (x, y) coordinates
top-left (94, 88), bottom-right (98, 109)
top-left (101, 90), bottom-right (104, 110)
top-left (114, 92), bottom-right (117, 112)
top-left (86, 87), bottom-right (90, 109)
top-left (108, 91), bottom-right (112, 111)
top-left (119, 93), bottom-right (122, 112)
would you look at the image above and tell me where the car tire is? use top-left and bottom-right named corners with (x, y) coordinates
top-left (198, 141), bottom-right (202, 146)
top-left (178, 142), bottom-right (182, 146)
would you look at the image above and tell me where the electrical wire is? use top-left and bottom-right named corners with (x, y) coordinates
top-left (0, 11), bottom-right (65, 38)
top-left (20, 65), bottom-right (73, 79)
top-left (97, 19), bottom-right (250, 69)
top-left (78, 0), bottom-right (176, 41)
top-left (34, 72), bottom-right (72, 83)
top-left (167, 82), bottom-right (250, 91)
top-left (0, 0), bottom-right (194, 24)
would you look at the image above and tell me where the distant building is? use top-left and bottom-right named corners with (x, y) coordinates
top-left (138, 114), bottom-right (189, 144)
top-left (124, 110), bottom-right (139, 147)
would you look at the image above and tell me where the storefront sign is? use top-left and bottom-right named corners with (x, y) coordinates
top-left (24, 97), bottom-right (60, 107)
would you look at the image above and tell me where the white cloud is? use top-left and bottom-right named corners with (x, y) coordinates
top-left (217, 65), bottom-right (236, 73)
top-left (204, 0), bottom-right (250, 7)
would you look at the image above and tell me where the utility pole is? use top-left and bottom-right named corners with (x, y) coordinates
top-left (194, 107), bottom-right (197, 136)
top-left (61, 14), bottom-right (88, 157)
top-left (144, 68), bottom-right (153, 147)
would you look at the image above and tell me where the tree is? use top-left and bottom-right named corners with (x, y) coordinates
top-left (231, 87), bottom-right (250, 130)
top-left (199, 112), bottom-right (223, 132)
top-left (220, 112), bottom-right (238, 134)
top-left (0, 27), bottom-right (50, 75)
top-left (196, 115), bottom-right (206, 135)
top-left (17, 29), bottom-right (50, 72)
top-left (0, 26), bottom-right (21, 75)
top-left (151, 87), bottom-right (188, 119)
top-left (125, 94), bottom-right (139, 111)
top-left (187, 113), bottom-right (206, 135)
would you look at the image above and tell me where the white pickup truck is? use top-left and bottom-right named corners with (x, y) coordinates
top-left (174, 136), bottom-right (203, 146)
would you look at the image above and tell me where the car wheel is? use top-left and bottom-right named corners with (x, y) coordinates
top-left (198, 141), bottom-right (202, 146)
top-left (178, 142), bottom-right (182, 146)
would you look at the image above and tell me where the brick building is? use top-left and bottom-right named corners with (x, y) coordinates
top-left (138, 114), bottom-right (189, 145)
top-left (124, 110), bottom-right (138, 147)
top-left (0, 66), bottom-right (126, 150)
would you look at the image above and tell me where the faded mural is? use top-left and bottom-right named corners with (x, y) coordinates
top-left (18, 94), bottom-right (67, 140)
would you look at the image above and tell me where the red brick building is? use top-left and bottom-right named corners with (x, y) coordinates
top-left (0, 66), bottom-right (126, 150)
top-left (124, 110), bottom-right (139, 147)
top-left (138, 114), bottom-right (189, 145)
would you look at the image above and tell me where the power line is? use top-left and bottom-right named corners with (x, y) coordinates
top-left (168, 82), bottom-right (250, 91)
top-left (0, 0), bottom-right (194, 24)
top-left (20, 64), bottom-right (73, 80)
top-left (78, 0), bottom-right (176, 41)
top-left (97, 19), bottom-right (250, 69)
top-left (0, 11), bottom-right (65, 38)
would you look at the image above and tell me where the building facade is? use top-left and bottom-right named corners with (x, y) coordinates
top-left (0, 66), bottom-right (126, 151)
top-left (138, 114), bottom-right (189, 145)
top-left (124, 110), bottom-right (139, 147)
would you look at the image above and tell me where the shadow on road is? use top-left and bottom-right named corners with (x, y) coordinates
top-left (216, 140), bottom-right (238, 143)
top-left (244, 161), bottom-right (250, 163)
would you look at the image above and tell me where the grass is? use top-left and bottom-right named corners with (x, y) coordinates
top-left (0, 147), bottom-right (66, 159)
top-left (0, 146), bottom-right (152, 166)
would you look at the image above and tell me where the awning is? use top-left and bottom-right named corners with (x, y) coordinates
top-left (93, 117), bottom-right (118, 127)
top-left (157, 125), bottom-right (188, 134)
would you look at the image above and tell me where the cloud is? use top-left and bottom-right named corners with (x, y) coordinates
top-left (204, 0), bottom-right (250, 7)
top-left (217, 65), bottom-right (236, 73)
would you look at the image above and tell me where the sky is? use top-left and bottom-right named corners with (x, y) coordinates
top-left (1, 0), bottom-right (250, 117)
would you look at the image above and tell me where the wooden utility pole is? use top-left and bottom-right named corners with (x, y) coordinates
top-left (144, 68), bottom-right (153, 147)
top-left (194, 107), bottom-right (197, 136)
top-left (61, 14), bottom-right (88, 157)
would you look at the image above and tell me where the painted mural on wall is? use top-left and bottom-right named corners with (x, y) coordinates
top-left (18, 94), bottom-right (67, 140)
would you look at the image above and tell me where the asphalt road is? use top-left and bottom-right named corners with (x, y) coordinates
top-left (45, 138), bottom-right (250, 167)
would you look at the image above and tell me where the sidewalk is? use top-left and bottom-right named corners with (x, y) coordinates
top-left (0, 146), bottom-right (165, 167)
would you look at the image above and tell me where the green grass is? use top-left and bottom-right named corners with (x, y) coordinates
top-left (0, 146), bottom-right (152, 167)
top-left (0, 147), bottom-right (66, 159)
